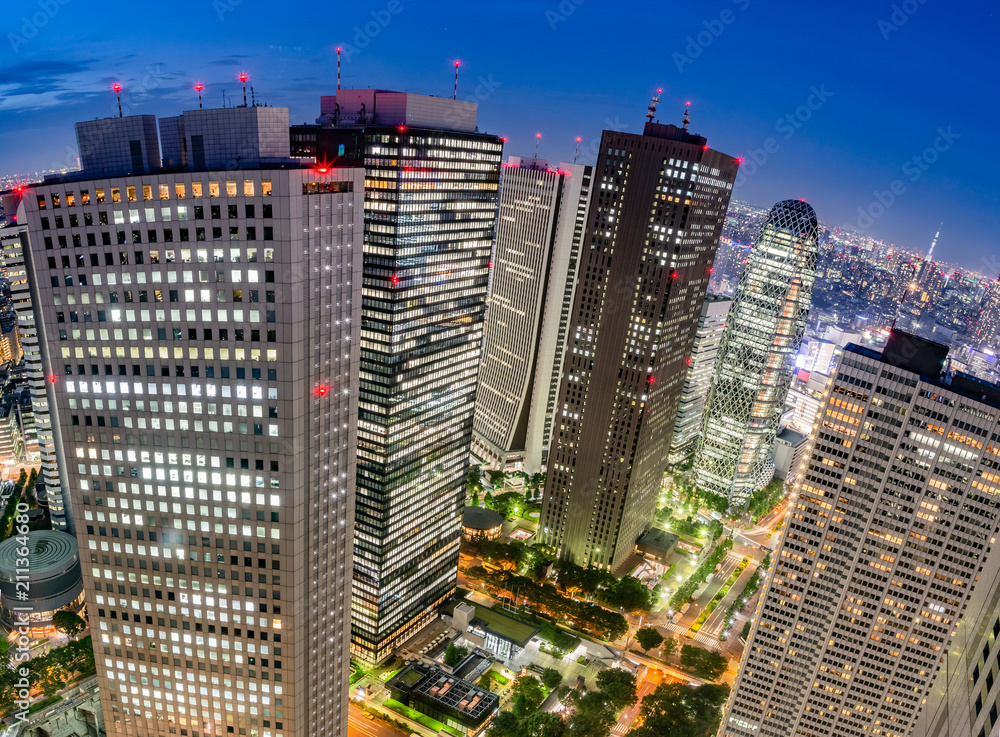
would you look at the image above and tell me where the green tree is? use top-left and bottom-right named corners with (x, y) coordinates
top-left (679, 644), bottom-right (728, 681)
top-left (511, 675), bottom-right (546, 716)
top-left (571, 691), bottom-right (617, 736)
top-left (53, 609), bottom-right (86, 637)
top-left (489, 470), bottom-right (505, 488)
top-left (661, 636), bottom-right (678, 660)
top-left (625, 682), bottom-right (729, 737)
top-left (470, 489), bottom-right (480, 507)
top-left (443, 642), bottom-right (469, 668)
top-left (541, 668), bottom-right (562, 690)
top-left (489, 711), bottom-right (567, 737)
top-left (634, 626), bottom-right (664, 654)
top-left (595, 668), bottom-right (637, 711)
top-left (599, 576), bottom-right (652, 613)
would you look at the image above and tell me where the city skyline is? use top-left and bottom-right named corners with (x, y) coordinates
top-left (0, 1), bottom-right (996, 270)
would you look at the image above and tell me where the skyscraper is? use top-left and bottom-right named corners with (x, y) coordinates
top-left (721, 330), bottom-right (1000, 737)
top-left (18, 106), bottom-right (362, 737)
top-left (667, 294), bottom-right (731, 465)
top-left (291, 89), bottom-right (504, 663)
top-left (0, 222), bottom-right (65, 526)
top-left (471, 156), bottom-right (592, 474)
top-left (693, 200), bottom-right (818, 508)
top-left (974, 275), bottom-right (1000, 348)
top-left (538, 119), bottom-right (739, 570)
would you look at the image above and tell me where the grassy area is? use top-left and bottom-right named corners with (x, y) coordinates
top-left (487, 669), bottom-right (510, 686)
top-left (28, 694), bottom-right (62, 714)
top-left (689, 557), bottom-right (750, 633)
top-left (348, 661), bottom-right (368, 685)
top-left (472, 602), bottom-right (538, 643)
top-left (384, 699), bottom-right (462, 737)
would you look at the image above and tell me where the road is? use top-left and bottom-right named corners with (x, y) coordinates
top-left (347, 704), bottom-right (409, 737)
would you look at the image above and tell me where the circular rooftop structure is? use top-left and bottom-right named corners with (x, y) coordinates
top-left (462, 506), bottom-right (504, 541)
top-left (0, 530), bottom-right (84, 636)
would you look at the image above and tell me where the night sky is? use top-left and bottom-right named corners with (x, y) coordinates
top-left (0, 0), bottom-right (996, 270)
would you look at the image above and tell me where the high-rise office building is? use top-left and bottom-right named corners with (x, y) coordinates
top-left (471, 156), bottom-right (592, 474)
top-left (667, 294), bottom-right (731, 465)
top-left (721, 330), bottom-right (1000, 737)
top-left (694, 200), bottom-right (818, 508)
top-left (291, 89), bottom-right (504, 663)
top-left (18, 106), bottom-right (362, 737)
top-left (538, 119), bottom-right (739, 570)
top-left (0, 221), bottom-right (66, 528)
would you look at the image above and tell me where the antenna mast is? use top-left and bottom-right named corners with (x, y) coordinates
top-left (453, 60), bottom-right (460, 100)
top-left (336, 47), bottom-right (342, 90)
top-left (112, 83), bottom-right (123, 117)
top-left (535, 132), bottom-right (541, 158)
top-left (682, 101), bottom-right (691, 130)
top-left (574, 136), bottom-right (581, 164)
top-left (646, 88), bottom-right (661, 122)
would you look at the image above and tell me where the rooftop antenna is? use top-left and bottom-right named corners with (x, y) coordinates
top-left (251, 87), bottom-right (256, 107)
top-left (453, 60), bottom-right (461, 100)
top-left (238, 72), bottom-right (249, 106)
top-left (682, 100), bottom-right (691, 131)
top-left (927, 222), bottom-right (943, 260)
top-left (336, 47), bottom-right (342, 90)
top-left (194, 83), bottom-right (204, 109)
top-left (112, 82), bottom-right (123, 117)
top-left (646, 88), bottom-right (661, 122)
top-left (535, 132), bottom-right (541, 158)
top-left (574, 136), bottom-right (581, 164)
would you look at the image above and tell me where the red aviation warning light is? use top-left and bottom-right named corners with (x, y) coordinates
top-left (47, 374), bottom-right (59, 384)
top-left (390, 275), bottom-right (399, 285)
top-left (314, 384), bottom-right (330, 397)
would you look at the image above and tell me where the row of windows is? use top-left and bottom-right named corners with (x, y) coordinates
top-left (39, 202), bottom-right (273, 230)
top-left (43, 227), bottom-right (275, 248)
top-left (37, 180), bottom-right (272, 208)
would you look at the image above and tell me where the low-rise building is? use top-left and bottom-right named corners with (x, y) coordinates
top-left (451, 600), bottom-right (538, 662)
top-left (387, 661), bottom-right (499, 735)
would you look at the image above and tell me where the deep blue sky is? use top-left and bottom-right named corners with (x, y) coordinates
top-left (0, 0), bottom-right (996, 270)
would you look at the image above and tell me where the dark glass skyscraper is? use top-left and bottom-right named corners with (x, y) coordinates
top-left (293, 90), bottom-right (504, 663)
top-left (538, 119), bottom-right (739, 570)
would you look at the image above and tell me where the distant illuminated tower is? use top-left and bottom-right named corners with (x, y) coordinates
top-left (693, 200), bottom-right (818, 508)
top-left (975, 275), bottom-right (1000, 348)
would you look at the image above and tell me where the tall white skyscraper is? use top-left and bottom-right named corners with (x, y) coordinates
top-left (667, 294), bottom-right (731, 465)
top-left (721, 330), bottom-right (1000, 737)
top-left (17, 107), bottom-right (362, 737)
top-left (471, 156), bottom-right (592, 474)
top-left (694, 199), bottom-right (818, 508)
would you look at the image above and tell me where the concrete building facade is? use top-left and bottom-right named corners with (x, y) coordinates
top-left (721, 331), bottom-right (1000, 737)
top-left (471, 156), bottom-right (592, 473)
top-left (19, 107), bottom-right (362, 737)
